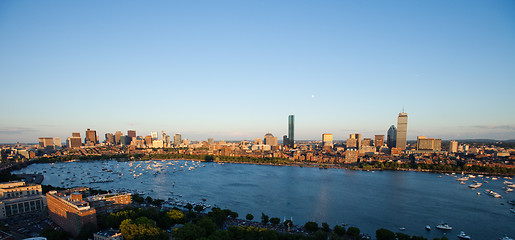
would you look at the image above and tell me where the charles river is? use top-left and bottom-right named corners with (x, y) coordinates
top-left (13, 159), bottom-right (515, 239)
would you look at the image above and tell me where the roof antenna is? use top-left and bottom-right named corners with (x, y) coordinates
top-left (402, 106), bottom-right (405, 113)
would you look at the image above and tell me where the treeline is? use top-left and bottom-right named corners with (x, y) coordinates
top-left (358, 161), bottom-right (515, 175)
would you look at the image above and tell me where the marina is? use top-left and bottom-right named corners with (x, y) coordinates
top-left (13, 159), bottom-right (515, 239)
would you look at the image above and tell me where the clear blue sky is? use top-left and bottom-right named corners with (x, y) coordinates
top-left (1, 0), bottom-right (514, 143)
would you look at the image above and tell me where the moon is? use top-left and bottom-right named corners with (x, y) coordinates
top-left (311, 94), bottom-right (315, 99)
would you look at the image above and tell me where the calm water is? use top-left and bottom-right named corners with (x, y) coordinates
top-left (14, 160), bottom-right (515, 239)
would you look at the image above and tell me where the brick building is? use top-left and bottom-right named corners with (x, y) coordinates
top-left (0, 181), bottom-right (46, 219)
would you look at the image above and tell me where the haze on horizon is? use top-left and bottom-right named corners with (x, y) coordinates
top-left (1, 1), bottom-right (514, 143)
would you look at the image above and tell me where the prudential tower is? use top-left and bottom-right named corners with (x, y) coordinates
top-left (396, 112), bottom-right (408, 150)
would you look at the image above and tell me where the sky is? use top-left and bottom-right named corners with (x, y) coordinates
top-left (1, 0), bottom-right (514, 143)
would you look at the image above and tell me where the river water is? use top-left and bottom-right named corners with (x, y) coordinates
top-left (13, 160), bottom-right (515, 239)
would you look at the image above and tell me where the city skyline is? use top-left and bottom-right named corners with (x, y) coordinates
top-left (1, 1), bottom-right (514, 143)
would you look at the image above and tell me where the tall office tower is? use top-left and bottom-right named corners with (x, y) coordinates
top-left (39, 137), bottom-right (54, 148)
top-left (449, 140), bottom-right (458, 153)
top-left (72, 132), bottom-right (81, 138)
top-left (105, 133), bottom-right (114, 145)
top-left (361, 138), bottom-right (371, 147)
top-left (374, 135), bottom-right (384, 148)
top-left (322, 133), bottom-right (333, 147)
top-left (127, 130), bottom-right (136, 138)
top-left (54, 137), bottom-right (62, 147)
top-left (151, 132), bottom-right (158, 140)
top-left (163, 134), bottom-right (170, 147)
top-left (288, 115), bottom-right (294, 148)
top-left (85, 129), bottom-right (98, 145)
top-left (174, 134), bottom-right (182, 146)
top-left (114, 131), bottom-right (123, 145)
top-left (264, 133), bottom-right (278, 146)
top-left (68, 136), bottom-right (82, 148)
top-left (396, 112), bottom-right (408, 150)
top-left (120, 135), bottom-right (127, 146)
top-left (144, 135), bottom-right (153, 147)
top-left (254, 138), bottom-right (263, 145)
top-left (283, 135), bottom-right (289, 147)
top-left (346, 138), bottom-right (357, 148)
top-left (349, 133), bottom-right (362, 149)
top-left (207, 138), bottom-right (214, 145)
top-left (161, 131), bottom-right (166, 141)
top-left (387, 125), bottom-right (397, 148)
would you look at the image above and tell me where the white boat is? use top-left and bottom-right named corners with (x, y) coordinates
top-left (458, 231), bottom-right (471, 239)
top-left (436, 223), bottom-right (452, 230)
top-left (500, 235), bottom-right (514, 240)
top-left (469, 183), bottom-right (482, 188)
top-left (510, 208), bottom-right (515, 214)
top-left (457, 177), bottom-right (469, 181)
top-left (425, 225), bottom-right (431, 230)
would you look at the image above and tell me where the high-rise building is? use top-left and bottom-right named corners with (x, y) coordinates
top-left (417, 136), bottom-right (441, 151)
top-left (114, 131), bottom-right (123, 145)
top-left (207, 138), bottom-right (214, 145)
top-left (396, 112), bottom-right (408, 150)
top-left (68, 137), bottom-right (82, 148)
top-left (349, 134), bottom-right (362, 149)
top-left (127, 130), bottom-right (136, 138)
top-left (264, 133), bottom-right (278, 146)
top-left (54, 137), bottom-right (62, 147)
top-left (144, 136), bottom-right (153, 147)
top-left (105, 133), bottom-right (114, 145)
top-left (387, 125), bottom-right (397, 148)
top-left (283, 135), bottom-right (289, 147)
top-left (174, 134), bottom-right (181, 146)
top-left (151, 132), bottom-right (158, 140)
top-left (85, 129), bottom-right (98, 145)
top-left (322, 133), bottom-right (333, 147)
top-left (449, 140), bottom-right (458, 153)
top-left (38, 137), bottom-right (54, 148)
top-left (72, 132), bottom-right (81, 138)
top-left (288, 115), bottom-right (294, 148)
top-left (346, 138), bottom-right (357, 149)
top-left (361, 138), bottom-right (371, 148)
top-left (374, 135), bottom-right (384, 148)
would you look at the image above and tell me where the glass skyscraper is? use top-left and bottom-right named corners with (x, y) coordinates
top-left (288, 115), bottom-right (294, 148)
top-left (387, 125), bottom-right (397, 148)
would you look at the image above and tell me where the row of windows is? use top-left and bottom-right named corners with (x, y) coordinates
top-left (4, 190), bottom-right (40, 198)
top-left (5, 199), bottom-right (43, 216)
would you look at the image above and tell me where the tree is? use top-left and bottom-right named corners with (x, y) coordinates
top-left (304, 221), bottom-right (319, 233)
top-left (283, 219), bottom-right (293, 228)
top-left (347, 227), bottom-right (360, 238)
top-left (334, 225), bottom-right (345, 236)
top-left (396, 232), bottom-right (410, 240)
top-left (41, 227), bottom-right (70, 240)
top-left (269, 217), bottom-right (280, 225)
top-left (185, 203), bottom-right (193, 211)
top-left (174, 222), bottom-right (206, 240)
top-left (376, 228), bottom-right (395, 240)
top-left (204, 155), bottom-right (214, 161)
top-left (228, 211), bottom-right (238, 219)
top-left (196, 217), bottom-right (217, 236)
top-left (194, 205), bottom-right (205, 212)
top-left (246, 213), bottom-right (254, 221)
top-left (261, 213), bottom-right (269, 225)
top-left (315, 230), bottom-right (328, 240)
top-left (145, 196), bottom-right (153, 204)
top-left (321, 222), bottom-right (330, 232)
top-left (167, 209), bottom-right (185, 224)
top-left (120, 217), bottom-right (167, 240)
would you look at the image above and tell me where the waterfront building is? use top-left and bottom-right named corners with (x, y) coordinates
top-left (105, 133), bottom-right (114, 145)
top-left (174, 134), bottom-right (182, 146)
top-left (38, 137), bottom-right (54, 149)
top-left (94, 228), bottom-right (123, 240)
top-left (288, 115), bottom-right (294, 148)
top-left (396, 112), bottom-right (408, 150)
top-left (54, 137), bottom-right (62, 148)
top-left (68, 137), bottom-right (82, 148)
top-left (46, 189), bottom-right (130, 237)
top-left (349, 134), bottom-right (362, 149)
top-left (416, 136), bottom-right (442, 151)
top-left (387, 125), bottom-right (397, 148)
top-left (85, 129), bottom-right (98, 145)
top-left (264, 133), bottom-right (278, 146)
top-left (114, 131), bottom-right (123, 145)
top-left (0, 181), bottom-right (46, 220)
top-left (449, 140), bottom-right (458, 153)
top-left (374, 135), bottom-right (384, 148)
top-left (322, 133), bottom-right (333, 147)
top-left (127, 130), bottom-right (136, 138)
top-left (344, 149), bottom-right (358, 163)
top-left (144, 136), bottom-right (153, 147)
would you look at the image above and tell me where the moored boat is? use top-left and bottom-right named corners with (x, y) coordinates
top-left (458, 231), bottom-right (471, 239)
top-left (425, 225), bottom-right (431, 230)
top-left (436, 223), bottom-right (452, 230)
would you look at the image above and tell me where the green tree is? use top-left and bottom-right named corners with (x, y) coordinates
top-left (376, 228), bottom-right (395, 240)
top-left (196, 217), bottom-right (217, 236)
top-left (304, 221), bottom-right (319, 233)
top-left (334, 225), bottom-right (346, 236)
top-left (321, 222), bottom-right (330, 232)
top-left (174, 222), bottom-right (206, 240)
top-left (120, 217), bottom-right (167, 240)
top-left (41, 227), bottom-right (70, 240)
top-left (185, 203), bottom-right (193, 211)
top-left (228, 211), bottom-right (238, 219)
top-left (396, 232), bottom-right (411, 240)
top-left (167, 209), bottom-right (185, 224)
top-left (347, 227), bottom-right (360, 238)
top-left (145, 196), bottom-right (153, 204)
top-left (261, 213), bottom-right (269, 225)
top-left (269, 217), bottom-right (280, 225)
top-left (315, 229), bottom-right (328, 240)
top-left (246, 213), bottom-right (254, 221)
top-left (194, 205), bottom-right (205, 212)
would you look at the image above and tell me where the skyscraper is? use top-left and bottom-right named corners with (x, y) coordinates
top-left (174, 134), bottom-right (182, 146)
top-left (322, 133), bottom-right (333, 147)
top-left (85, 129), bottom-right (98, 145)
top-left (374, 135), bottom-right (384, 148)
top-left (387, 125), bottom-right (397, 148)
top-left (114, 131), bottom-right (123, 145)
top-left (127, 130), bottom-right (136, 138)
top-left (264, 133), bottom-right (278, 146)
top-left (396, 112), bottom-right (408, 150)
top-left (449, 140), bottom-right (458, 153)
top-left (288, 115), bottom-right (294, 148)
